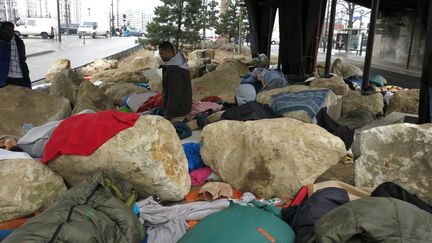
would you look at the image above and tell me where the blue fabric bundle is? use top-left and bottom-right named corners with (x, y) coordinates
top-left (261, 70), bottom-right (288, 90)
top-left (182, 142), bottom-right (204, 172)
top-left (271, 89), bottom-right (331, 119)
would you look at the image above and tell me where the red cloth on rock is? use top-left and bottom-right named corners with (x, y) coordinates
top-left (41, 110), bottom-right (139, 163)
top-left (137, 93), bottom-right (163, 113)
top-left (200, 96), bottom-right (222, 103)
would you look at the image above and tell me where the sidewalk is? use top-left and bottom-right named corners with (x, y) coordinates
top-left (316, 49), bottom-right (421, 88)
top-left (26, 37), bottom-right (139, 82)
top-left (331, 51), bottom-right (421, 78)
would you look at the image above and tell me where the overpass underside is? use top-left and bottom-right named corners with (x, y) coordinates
top-left (245, 0), bottom-right (431, 122)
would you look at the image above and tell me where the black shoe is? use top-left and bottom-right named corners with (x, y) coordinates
top-left (196, 114), bottom-right (210, 129)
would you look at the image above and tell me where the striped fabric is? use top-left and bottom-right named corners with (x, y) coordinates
top-left (271, 89), bottom-right (331, 119)
top-left (8, 37), bottom-right (23, 78)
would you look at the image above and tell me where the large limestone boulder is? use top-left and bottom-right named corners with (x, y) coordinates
top-left (188, 58), bottom-right (211, 79)
top-left (131, 55), bottom-right (159, 70)
top-left (48, 115), bottom-right (190, 201)
top-left (315, 162), bottom-right (355, 185)
top-left (45, 59), bottom-right (71, 83)
top-left (331, 58), bottom-right (363, 79)
top-left (192, 60), bottom-right (249, 103)
top-left (355, 123), bottom-right (432, 204)
top-left (201, 118), bottom-right (346, 198)
top-left (81, 59), bottom-right (119, 76)
top-left (105, 82), bottom-right (149, 106)
top-left (72, 81), bottom-right (114, 114)
top-left (0, 86), bottom-right (71, 137)
top-left (0, 159), bottom-right (67, 223)
top-left (350, 112), bottom-right (408, 158)
top-left (92, 69), bottom-right (147, 92)
top-left (386, 89), bottom-right (420, 115)
top-left (188, 63), bottom-right (201, 79)
top-left (143, 69), bottom-right (163, 93)
top-left (188, 49), bottom-right (215, 62)
top-left (50, 69), bottom-right (83, 106)
top-left (188, 58), bottom-right (211, 78)
top-left (309, 75), bottom-right (350, 96)
top-left (341, 91), bottom-right (384, 117)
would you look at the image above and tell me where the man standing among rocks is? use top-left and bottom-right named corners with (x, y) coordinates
top-left (158, 41), bottom-right (192, 121)
top-left (0, 21), bottom-right (31, 89)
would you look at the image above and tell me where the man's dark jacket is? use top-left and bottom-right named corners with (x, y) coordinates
top-left (0, 35), bottom-right (31, 88)
top-left (162, 53), bottom-right (192, 119)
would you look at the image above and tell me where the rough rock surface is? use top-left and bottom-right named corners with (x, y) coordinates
top-left (50, 70), bottom-right (83, 105)
top-left (81, 59), bottom-right (119, 76)
top-left (92, 69), bottom-right (147, 92)
top-left (72, 81), bottom-right (114, 114)
top-left (188, 58), bottom-right (211, 79)
top-left (192, 60), bottom-right (250, 103)
top-left (188, 49), bottom-right (215, 62)
top-left (331, 58), bottom-right (363, 79)
top-left (201, 118), bottom-right (346, 198)
top-left (48, 115), bottom-right (190, 201)
top-left (45, 59), bottom-right (71, 83)
top-left (143, 69), bottom-right (162, 92)
top-left (337, 109), bottom-right (376, 130)
top-left (0, 86), bottom-right (71, 137)
top-left (309, 75), bottom-right (350, 96)
top-left (386, 89), bottom-right (420, 115)
top-left (105, 82), bottom-right (149, 106)
top-left (315, 162), bottom-right (355, 185)
top-left (131, 55), bottom-right (159, 70)
top-left (0, 159), bottom-right (66, 223)
top-left (341, 91), bottom-right (384, 117)
top-left (188, 63), bottom-right (201, 79)
top-left (355, 123), bottom-right (432, 204)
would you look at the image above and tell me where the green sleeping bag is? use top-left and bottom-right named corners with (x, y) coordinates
top-left (178, 201), bottom-right (295, 243)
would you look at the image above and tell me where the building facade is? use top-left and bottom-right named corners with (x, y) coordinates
top-left (124, 9), bottom-right (153, 31)
top-left (58, 0), bottom-right (82, 25)
top-left (7, 0), bottom-right (82, 25)
top-left (1, 0), bottom-right (18, 22)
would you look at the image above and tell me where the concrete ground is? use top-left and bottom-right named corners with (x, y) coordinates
top-left (24, 35), bottom-right (139, 82)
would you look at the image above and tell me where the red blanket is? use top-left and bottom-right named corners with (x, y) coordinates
top-left (137, 93), bottom-right (163, 113)
top-left (41, 110), bottom-right (140, 163)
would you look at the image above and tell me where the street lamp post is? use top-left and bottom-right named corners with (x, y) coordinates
top-left (39, 0), bottom-right (42, 17)
top-left (117, 0), bottom-right (119, 31)
top-left (359, 10), bottom-right (364, 56)
top-left (4, 0), bottom-right (9, 21)
top-left (64, 0), bottom-right (69, 35)
top-left (7, 0), bottom-right (12, 20)
top-left (111, 0), bottom-right (115, 36)
top-left (56, 0), bottom-right (62, 42)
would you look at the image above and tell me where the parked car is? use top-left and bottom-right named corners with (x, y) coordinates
top-left (60, 23), bottom-right (80, 35)
top-left (128, 27), bottom-right (145, 37)
top-left (14, 18), bottom-right (56, 39)
top-left (77, 21), bottom-right (110, 38)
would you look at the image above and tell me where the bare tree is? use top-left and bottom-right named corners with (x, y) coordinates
top-left (337, 0), bottom-right (369, 28)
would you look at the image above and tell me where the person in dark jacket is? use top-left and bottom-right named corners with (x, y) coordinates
top-left (0, 21), bottom-right (31, 88)
top-left (158, 41), bottom-right (192, 121)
